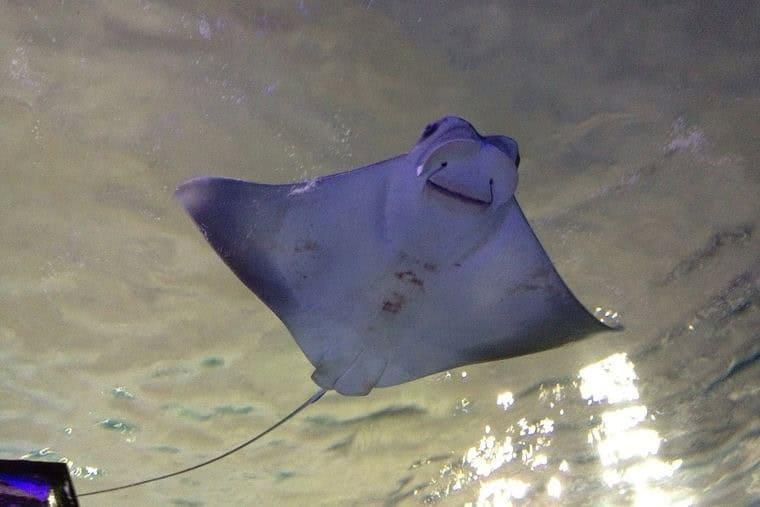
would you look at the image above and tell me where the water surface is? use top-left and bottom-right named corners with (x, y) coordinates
top-left (0, 2), bottom-right (758, 505)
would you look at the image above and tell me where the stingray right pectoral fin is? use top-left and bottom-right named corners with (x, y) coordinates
top-left (174, 166), bottom-right (393, 382)
top-left (175, 176), bottom-right (295, 312)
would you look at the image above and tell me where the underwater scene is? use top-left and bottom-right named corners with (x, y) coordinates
top-left (0, 1), bottom-right (758, 505)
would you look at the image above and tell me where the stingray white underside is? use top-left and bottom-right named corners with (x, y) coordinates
top-left (177, 117), bottom-right (611, 395)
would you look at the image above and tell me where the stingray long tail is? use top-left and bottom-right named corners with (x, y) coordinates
top-left (79, 388), bottom-right (327, 497)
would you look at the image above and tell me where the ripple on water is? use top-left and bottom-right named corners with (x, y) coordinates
top-left (161, 403), bottom-right (255, 421)
top-left (110, 386), bottom-right (136, 400)
top-left (97, 418), bottom-right (139, 434)
top-left (200, 356), bottom-right (225, 368)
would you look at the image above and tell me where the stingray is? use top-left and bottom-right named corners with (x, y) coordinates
top-left (81, 116), bottom-right (618, 497)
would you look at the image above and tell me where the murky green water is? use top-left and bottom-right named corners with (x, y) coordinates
top-left (1, 2), bottom-right (758, 505)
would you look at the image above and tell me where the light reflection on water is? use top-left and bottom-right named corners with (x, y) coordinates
top-left (431, 353), bottom-right (693, 506)
top-left (581, 354), bottom-right (688, 506)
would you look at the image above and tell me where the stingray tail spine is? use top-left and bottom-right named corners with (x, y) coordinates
top-left (78, 388), bottom-right (327, 497)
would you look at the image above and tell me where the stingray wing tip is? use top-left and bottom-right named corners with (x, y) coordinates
top-left (594, 312), bottom-right (624, 332)
top-left (175, 176), bottom-right (216, 215)
top-left (175, 177), bottom-right (203, 207)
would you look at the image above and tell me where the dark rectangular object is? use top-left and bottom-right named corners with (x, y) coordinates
top-left (0, 459), bottom-right (78, 507)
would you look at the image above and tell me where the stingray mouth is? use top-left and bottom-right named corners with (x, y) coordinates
top-left (426, 176), bottom-right (494, 205)
top-left (416, 134), bottom-right (504, 206)
top-left (423, 153), bottom-right (495, 205)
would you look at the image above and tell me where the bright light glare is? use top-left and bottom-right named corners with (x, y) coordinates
top-left (579, 353), bottom-right (639, 404)
top-left (476, 478), bottom-right (530, 506)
